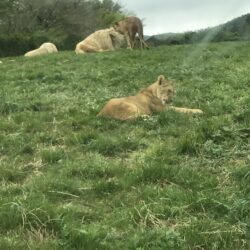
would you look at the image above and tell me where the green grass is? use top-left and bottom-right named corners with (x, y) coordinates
top-left (0, 42), bottom-right (250, 249)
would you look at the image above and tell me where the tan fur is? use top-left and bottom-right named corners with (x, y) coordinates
top-left (98, 75), bottom-right (203, 120)
top-left (24, 42), bottom-right (58, 57)
top-left (75, 28), bottom-right (125, 54)
top-left (114, 16), bottom-right (149, 49)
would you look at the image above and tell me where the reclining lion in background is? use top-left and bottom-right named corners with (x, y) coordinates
top-left (75, 28), bottom-right (125, 54)
top-left (114, 16), bottom-right (149, 50)
top-left (24, 42), bottom-right (58, 57)
top-left (98, 75), bottom-right (203, 120)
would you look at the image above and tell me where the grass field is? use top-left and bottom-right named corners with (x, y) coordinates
top-left (0, 42), bottom-right (250, 249)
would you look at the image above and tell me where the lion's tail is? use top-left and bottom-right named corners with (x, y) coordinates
top-left (75, 43), bottom-right (85, 54)
top-left (96, 110), bottom-right (103, 117)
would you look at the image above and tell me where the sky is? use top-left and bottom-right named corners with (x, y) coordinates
top-left (116, 0), bottom-right (250, 35)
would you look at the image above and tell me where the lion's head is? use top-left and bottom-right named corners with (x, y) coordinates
top-left (108, 28), bottom-right (125, 48)
top-left (113, 21), bottom-right (124, 34)
top-left (154, 75), bottom-right (174, 105)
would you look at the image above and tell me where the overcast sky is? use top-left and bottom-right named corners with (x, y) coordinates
top-left (116, 0), bottom-right (250, 35)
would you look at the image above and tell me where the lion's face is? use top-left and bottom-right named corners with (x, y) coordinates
top-left (155, 75), bottom-right (174, 105)
top-left (113, 21), bottom-right (126, 34)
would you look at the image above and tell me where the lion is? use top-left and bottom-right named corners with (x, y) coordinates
top-left (24, 42), bottom-right (58, 57)
top-left (75, 28), bottom-right (125, 54)
top-left (97, 75), bottom-right (203, 120)
top-left (114, 16), bottom-right (149, 50)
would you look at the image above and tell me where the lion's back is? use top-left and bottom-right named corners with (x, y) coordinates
top-left (40, 42), bottom-right (58, 53)
top-left (24, 42), bottom-right (57, 57)
top-left (98, 95), bottom-right (152, 120)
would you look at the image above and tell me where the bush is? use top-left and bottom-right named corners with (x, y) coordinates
top-left (0, 32), bottom-right (49, 57)
top-left (0, 30), bottom-right (66, 57)
top-left (0, 33), bottom-right (31, 57)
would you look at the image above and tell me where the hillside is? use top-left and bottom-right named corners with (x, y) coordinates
top-left (148, 13), bottom-right (250, 45)
top-left (0, 42), bottom-right (250, 249)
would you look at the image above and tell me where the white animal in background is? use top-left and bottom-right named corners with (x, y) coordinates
top-left (24, 42), bottom-right (58, 57)
top-left (75, 28), bottom-right (125, 54)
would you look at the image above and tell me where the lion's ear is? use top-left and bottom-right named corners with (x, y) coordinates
top-left (157, 75), bottom-right (165, 85)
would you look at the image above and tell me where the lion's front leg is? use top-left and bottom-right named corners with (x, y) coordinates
top-left (124, 32), bottom-right (132, 49)
top-left (169, 106), bottom-right (203, 114)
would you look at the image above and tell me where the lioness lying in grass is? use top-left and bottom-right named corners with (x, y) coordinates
top-left (24, 42), bottom-right (58, 57)
top-left (75, 28), bottom-right (124, 54)
top-left (98, 75), bottom-right (203, 120)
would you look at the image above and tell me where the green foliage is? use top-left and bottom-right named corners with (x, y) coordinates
top-left (0, 42), bottom-right (250, 249)
top-left (41, 149), bottom-right (66, 164)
